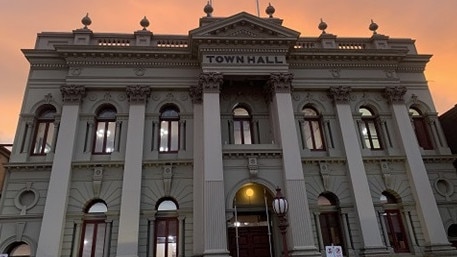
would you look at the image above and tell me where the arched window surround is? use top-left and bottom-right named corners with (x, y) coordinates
top-left (78, 200), bottom-right (110, 257)
top-left (317, 192), bottom-right (346, 255)
top-left (301, 105), bottom-right (326, 151)
top-left (93, 105), bottom-right (117, 154)
top-left (409, 106), bottom-right (434, 150)
top-left (358, 106), bottom-right (383, 150)
top-left (31, 105), bottom-right (57, 155)
top-left (159, 104), bottom-right (180, 153)
top-left (232, 104), bottom-right (253, 145)
top-left (152, 197), bottom-right (180, 257)
top-left (380, 191), bottom-right (410, 253)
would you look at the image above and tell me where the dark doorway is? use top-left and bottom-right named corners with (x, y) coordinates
top-left (228, 226), bottom-right (270, 257)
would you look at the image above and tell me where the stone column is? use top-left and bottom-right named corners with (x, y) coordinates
top-left (384, 86), bottom-right (457, 256)
top-left (116, 85), bottom-right (151, 257)
top-left (328, 86), bottom-right (388, 256)
top-left (199, 72), bottom-right (230, 257)
top-left (36, 85), bottom-right (86, 257)
top-left (189, 83), bottom-right (205, 256)
top-left (267, 73), bottom-right (321, 257)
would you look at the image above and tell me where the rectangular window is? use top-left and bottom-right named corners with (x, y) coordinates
top-left (155, 218), bottom-right (178, 257)
top-left (80, 221), bottom-right (107, 257)
top-left (32, 122), bottom-right (54, 154)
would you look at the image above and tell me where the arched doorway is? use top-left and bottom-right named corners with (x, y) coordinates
top-left (227, 183), bottom-right (274, 257)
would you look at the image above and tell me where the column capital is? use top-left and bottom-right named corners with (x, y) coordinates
top-left (126, 85), bottom-right (151, 104)
top-left (384, 86), bottom-right (407, 104)
top-left (199, 72), bottom-right (223, 93)
top-left (328, 86), bottom-right (352, 103)
top-left (60, 85), bottom-right (86, 104)
top-left (189, 84), bottom-right (203, 104)
top-left (267, 72), bottom-right (294, 93)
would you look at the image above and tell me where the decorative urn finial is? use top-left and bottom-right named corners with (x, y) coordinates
top-left (204, 1), bottom-right (213, 17)
top-left (140, 16), bottom-right (150, 30)
top-left (265, 3), bottom-right (275, 18)
top-left (81, 13), bottom-right (92, 29)
top-left (318, 18), bottom-right (327, 34)
top-left (369, 19), bottom-right (379, 34)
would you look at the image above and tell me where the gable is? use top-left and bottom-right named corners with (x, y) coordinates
top-left (189, 12), bottom-right (300, 40)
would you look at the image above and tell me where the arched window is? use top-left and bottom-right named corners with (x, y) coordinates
top-left (302, 106), bottom-right (325, 150)
top-left (380, 192), bottom-right (410, 253)
top-left (232, 106), bottom-right (252, 144)
top-left (7, 242), bottom-right (31, 257)
top-left (93, 106), bottom-right (116, 154)
top-left (31, 106), bottom-right (56, 155)
top-left (79, 200), bottom-right (109, 257)
top-left (447, 224), bottom-right (457, 248)
top-left (317, 192), bottom-right (346, 255)
top-left (359, 106), bottom-right (382, 150)
top-left (159, 105), bottom-right (180, 152)
top-left (410, 107), bottom-right (433, 150)
top-left (154, 199), bottom-right (179, 257)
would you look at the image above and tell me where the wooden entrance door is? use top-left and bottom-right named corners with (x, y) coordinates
top-left (228, 226), bottom-right (270, 257)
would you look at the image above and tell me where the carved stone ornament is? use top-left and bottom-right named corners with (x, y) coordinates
top-left (328, 86), bottom-right (351, 103)
top-left (189, 84), bottom-right (203, 104)
top-left (126, 85), bottom-right (151, 103)
top-left (60, 85), bottom-right (86, 104)
top-left (384, 86), bottom-right (407, 104)
top-left (268, 73), bottom-right (293, 93)
top-left (199, 72), bottom-right (223, 93)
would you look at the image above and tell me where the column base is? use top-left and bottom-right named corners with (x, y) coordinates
top-left (423, 243), bottom-right (457, 257)
top-left (359, 246), bottom-right (390, 257)
top-left (203, 249), bottom-right (230, 257)
top-left (290, 246), bottom-right (322, 257)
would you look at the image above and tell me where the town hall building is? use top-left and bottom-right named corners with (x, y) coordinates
top-left (2, 3), bottom-right (457, 257)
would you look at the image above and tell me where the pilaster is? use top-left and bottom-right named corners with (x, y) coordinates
top-left (36, 85), bottom-right (86, 257)
top-left (190, 83), bottom-right (205, 256)
top-left (384, 86), bottom-right (457, 256)
top-left (116, 86), bottom-right (150, 257)
top-left (199, 72), bottom-right (230, 257)
top-left (267, 73), bottom-right (321, 257)
top-left (328, 86), bottom-right (389, 256)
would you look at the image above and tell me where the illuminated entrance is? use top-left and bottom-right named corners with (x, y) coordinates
top-left (228, 183), bottom-right (275, 257)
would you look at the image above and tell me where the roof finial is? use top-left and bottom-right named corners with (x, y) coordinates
top-left (369, 19), bottom-right (379, 35)
top-left (204, 1), bottom-right (214, 17)
top-left (318, 18), bottom-right (327, 34)
top-left (265, 3), bottom-right (275, 18)
top-left (81, 13), bottom-right (92, 29)
top-left (140, 16), bottom-right (150, 30)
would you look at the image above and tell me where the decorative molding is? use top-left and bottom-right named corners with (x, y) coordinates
top-left (247, 157), bottom-right (258, 178)
top-left (60, 85), bottom-right (86, 104)
top-left (189, 84), bottom-right (203, 104)
top-left (199, 72), bottom-right (223, 93)
top-left (265, 72), bottom-right (293, 101)
top-left (384, 86), bottom-right (407, 104)
top-left (93, 167), bottom-right (103, 198)
top-left (162, 165), bottom-right (173, 196)
top-left (126, 85), bottom-right (151, 103)
top-left (328, 86), bottom-right (352, 103)
top-left (380, 161), bottom-right (392, 188)
top-left (319, 162), bottom-right (330, 191)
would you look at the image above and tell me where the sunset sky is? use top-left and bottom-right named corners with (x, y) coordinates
top-left (1, 0), bottom-right (457, 143)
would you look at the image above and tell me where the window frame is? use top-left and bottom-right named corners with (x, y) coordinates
top-left (7, 241), bottom-right (32, 257)
top-left (380, 192), bottom-right (410, 253)
top-left (302, 106), bottom-right (326, 151)
top-left (409, 107), bottom-right (433, 150)
top-left (78, 201), bottom-right (109, 257)
top-left (93, 106), bottom-right (117, 154)
top-left (31, 107), bottom-right (56, 155)
top-left (153, 198), bottom-right (180, 257)
top-left (232, 106), bottom-right (253, 145)
top-left (159, 105), bottom-right (180, 153)
top-left (359, 107), bottom-right (383, 150)
top-left (317, 193), bottom-right (346, 255)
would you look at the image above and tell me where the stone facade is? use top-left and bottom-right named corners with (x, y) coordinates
top-left (2, 5), bottom-right (457, 257)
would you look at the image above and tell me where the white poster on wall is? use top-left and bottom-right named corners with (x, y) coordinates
top-left (325, 245), bottom-right (343, 257)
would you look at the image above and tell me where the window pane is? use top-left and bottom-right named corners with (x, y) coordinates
top-left (233, 107), bottom-right (249, 116)
top-left (45, 123), bottom-right (54, 153)
top-left (9, 242), bottom-right (31, 256)
top-left (105, 122), bottom-right (116, 153)
top-left (242, 121), bottom-right (252, 144)
top-left (94, 223), bottom-right (106, 256)
top-left (33, 123), bottom-right (48, 154)
top-left (170, 121), bottom-right (179, 151)
top-left (94, 122), bottom-right (106, 153)
top-left (303, 121), bottom-right (313, 149)
top-left (82, 224), bottom-right (95, 257)
top-left (233, 122), bottom-right (242, 144)
top-left (160, 121), bottom-right (169, 152)
top-left (368, 122), bottom-right (380, 149)
top-left (311, 121), bottom-right (323, 149)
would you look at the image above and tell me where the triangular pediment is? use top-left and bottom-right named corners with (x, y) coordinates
top-left (190, 12), bottom-right (300, 40)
